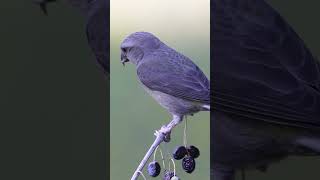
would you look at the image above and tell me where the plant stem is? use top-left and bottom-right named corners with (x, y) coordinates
top-left (130, 132), bottom-right (165, 180)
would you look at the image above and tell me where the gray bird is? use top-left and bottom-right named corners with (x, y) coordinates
top-left (120, 32), bottom-right (210, 135)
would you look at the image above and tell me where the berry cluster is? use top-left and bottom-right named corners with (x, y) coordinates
top-left (173, 145), bottom-right (200, 173)
top-left (147, 145), bottom-right (200, 179)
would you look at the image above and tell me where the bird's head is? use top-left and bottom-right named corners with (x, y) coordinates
top-left (120, 32), bottom-right (161, 66)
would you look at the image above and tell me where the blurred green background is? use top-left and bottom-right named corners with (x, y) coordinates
top-left (110, 0), bottom-right (210, 179)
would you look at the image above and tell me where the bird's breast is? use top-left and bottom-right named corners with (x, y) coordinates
top-left (141, 85), bottom-right (202, 116)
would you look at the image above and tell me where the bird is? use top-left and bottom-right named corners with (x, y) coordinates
top-left (120, 32), bottom-right (210, 136)
top-left (34, 0), bottom-right (109, 76)
top-left (211, 0), bottom-right (320, 179)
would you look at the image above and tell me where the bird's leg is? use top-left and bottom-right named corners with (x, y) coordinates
top-left (155, 115), bottom-right (183, 141)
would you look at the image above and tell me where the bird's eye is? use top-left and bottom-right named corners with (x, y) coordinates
top-left (121, 48), bottom-right (127, 53)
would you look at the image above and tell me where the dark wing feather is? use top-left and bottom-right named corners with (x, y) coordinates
top-left (212, 0), bottom-right (320, 129)
top-left (137, 50), bottom-right (210, 104)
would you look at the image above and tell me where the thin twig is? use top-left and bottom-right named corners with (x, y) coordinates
top-left (183, 118), bottom-right (188, 147)
top-left (170, 158), bottom-right (176, 176)
top-left (130, 116), bottom-right (181, 180)
top-left (136, 171), bottom-right (147, 180)
top-left (130, 132), bottom-right (165, 180)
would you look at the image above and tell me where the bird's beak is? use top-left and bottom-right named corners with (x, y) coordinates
top-left (121, 53), bottom-right (129, 67)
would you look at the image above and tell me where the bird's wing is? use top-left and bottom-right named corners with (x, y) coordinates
top-left (212, 0), bottom-right (320, 129)
top-left (67, 0), bottom-right (109, 75)
top-left (137, 50), bottom-right (210, 104)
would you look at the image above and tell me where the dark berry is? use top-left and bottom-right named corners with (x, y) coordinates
top-left (172, 146), bottom-right (187, 160)
top-left (163, 170), bottom-right (174, 180)
top-left (182, 156), bottom-right (196, 173)
top-left (147, 161), bottom-right (161, 177)
top-left (171, 176), bottom-right (180, 180)
top-left (187, 145), bottom-right (200, 159)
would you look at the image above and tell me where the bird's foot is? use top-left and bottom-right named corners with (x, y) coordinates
top-left (154, 125), bottom-right (171, 142)
top-left (153, 115), bottom-right (183, 143)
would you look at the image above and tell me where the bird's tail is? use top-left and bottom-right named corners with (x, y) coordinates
top-left (202, 104), bottom-right (210, 111)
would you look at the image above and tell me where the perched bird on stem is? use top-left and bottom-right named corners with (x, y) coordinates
top-left (120, 32), bottom-right (210, 180)
top-left (121, 32), bottom-right (210, 136)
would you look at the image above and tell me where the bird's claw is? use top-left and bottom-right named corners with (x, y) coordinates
top-left (154, 125), bottom-right (171, 142)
